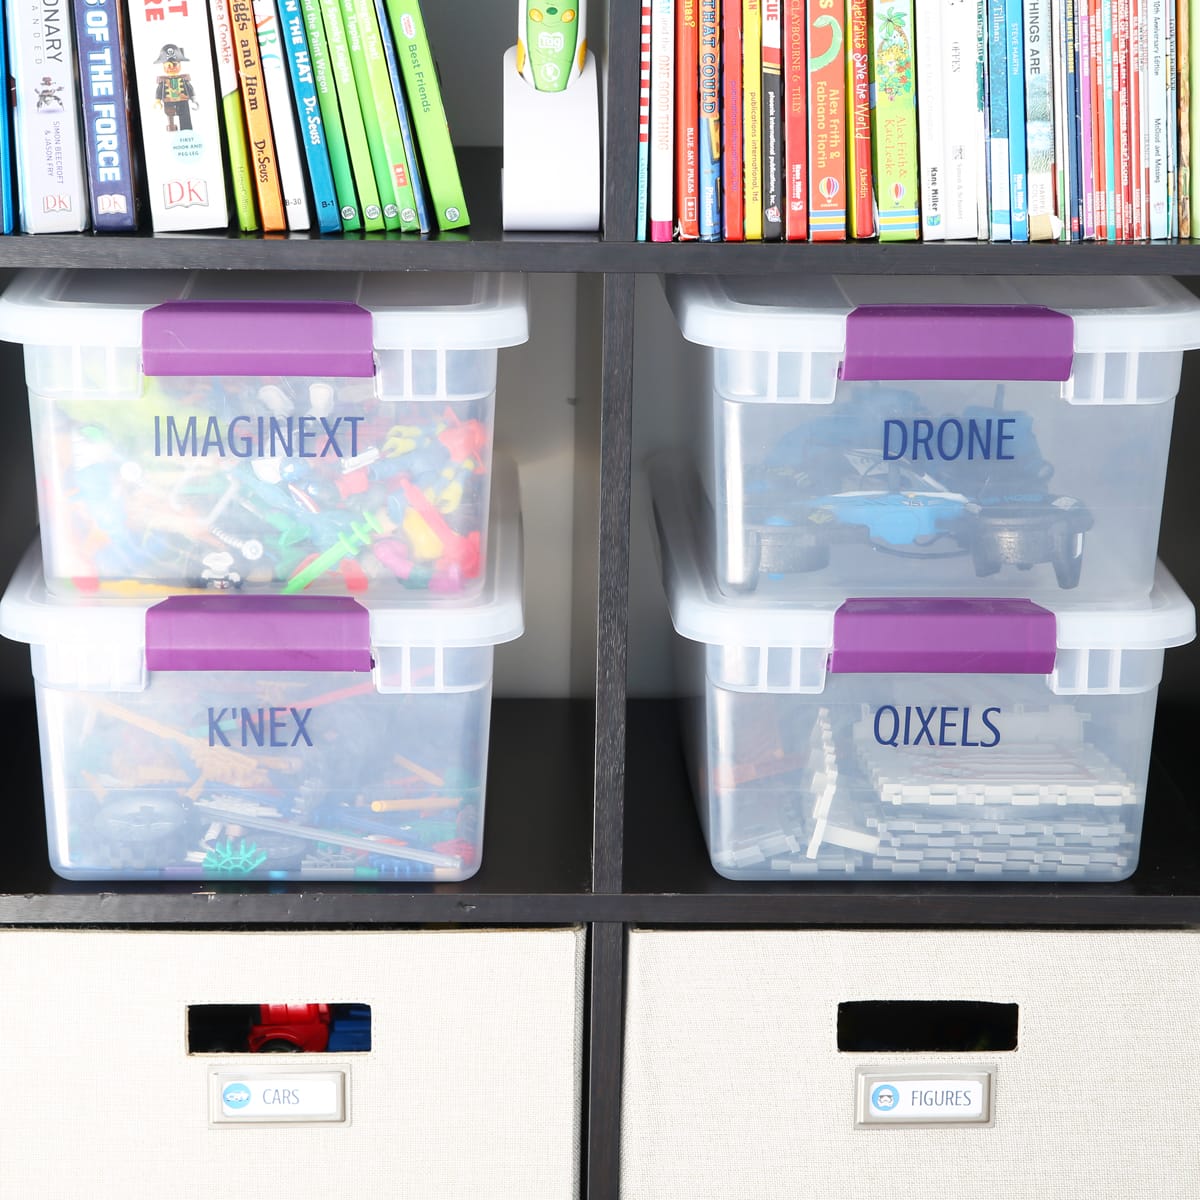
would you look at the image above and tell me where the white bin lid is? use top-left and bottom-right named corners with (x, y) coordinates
top-left (0, 269), bottom-right (530, 352)
top-left (664, 275), bottom-right (1200, 358)
top-left (651, 453), bottom-right (1195, 656)
top-left (0, 457), bottom-right (525, 659)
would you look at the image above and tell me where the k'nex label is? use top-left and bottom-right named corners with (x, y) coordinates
top-left (154, 414), bottom-right (363, 458)
top-left (209, 706), bottom-right (314, 748)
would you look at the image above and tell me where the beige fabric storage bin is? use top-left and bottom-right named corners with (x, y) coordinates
top-left (0, 928), bottom-right (584, 1200)
top-left (622, 929), bottom-right (1200, 1200)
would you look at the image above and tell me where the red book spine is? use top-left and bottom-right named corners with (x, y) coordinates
top-left (846, 0), bottom-right (872, 237)
top-left (1091, 0), bottom-right (1106, 239)
top-left (783, 0), bottom-right (807, 238)
top-left (1130, 0), bottom-right (1145, 237)
top-left (722, 0), bottom-right (745, 238)
top-left (676, 0), bottom-right (701, 238)
top-left (639, 0), bottom-right (652, 239)
top-left (808, 0), bottom-right (846, 241)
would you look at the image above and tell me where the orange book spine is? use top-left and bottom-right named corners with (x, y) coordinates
top-left (230, 0), bottom-right (287, 230)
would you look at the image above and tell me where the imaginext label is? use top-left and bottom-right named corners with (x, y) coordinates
top-left (872, 705), bottom-right (1002, 748)
top-left (153, 414), bottom-right (363, 458)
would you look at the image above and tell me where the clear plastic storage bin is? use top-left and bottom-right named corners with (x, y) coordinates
top-left (0, 270), bottom-right (528, 598)
top-left (0, 460), bottom-right (524, 882)
top-left (663, 274), bottom-right (1200, 603)
top-left (651, 457), bottom-right (1195, 882)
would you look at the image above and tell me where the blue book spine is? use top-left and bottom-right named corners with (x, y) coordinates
top-left (698, 0), bottom-right (721, 239)
top-left (282, 0), bottom-right (342, 234)
top-left (1065, 0), bottom-right (1081, 240)
top-left (373, 0), bottom-right (432, 234)
top-left (1005, 0), bottom-right (1028, 240)
top-left (987, 0), bottom-right (1011, 240)
top-left (0, 0), bottom-right (13, 232)
top-left (72, 0), bottom-right (137, 230)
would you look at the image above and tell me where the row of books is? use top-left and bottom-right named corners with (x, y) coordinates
top-left (0, 0), bottom-right (468, 233)
top-left (639, 0), bottom-right (1193, 242)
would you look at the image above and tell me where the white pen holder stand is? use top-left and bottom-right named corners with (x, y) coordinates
top-left (502, 46), bottom-right (601, 231)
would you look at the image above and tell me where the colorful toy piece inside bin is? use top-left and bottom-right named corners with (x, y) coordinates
top-left (650, 454), bottom-right (1195, 882)
top-left (663, 273), bottom-right (1200, 604)
top-left (0, 459), bottom-right (524, 882)
top-left (0, 269), bottom-right (529, 597)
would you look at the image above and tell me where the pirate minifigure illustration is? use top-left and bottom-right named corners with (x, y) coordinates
top-left (35, 76), bottom-right (64, 113)
top-left (153, 44), bottom-right (198, 132)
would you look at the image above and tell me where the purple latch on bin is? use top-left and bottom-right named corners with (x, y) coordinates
top-left (142, 301), bottom-right (375, 378)
top-left (829, 597), bottom-right (1057, 675)
top-left (145, 596), bottom-right (373, 672)
top-left (841, 305), bottom-right (1075, 381)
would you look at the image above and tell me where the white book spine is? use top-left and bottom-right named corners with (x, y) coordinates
top-left (126, 0), bottom-right (229, 230)
top-left (1167, 0), bottom-right (1178, 236)
top-left (1149, 0), bottom-right (1168, 235)
top-left (917, 0), bottom-right (945, 239)
top-left (252, 0), bottom-right (311, 229)
top-left (7, 0), bottom-right (88, 231)
top-left (1051, 0), bottom-right (1069, 238)
top-left (944, 0), bottom-right (979, 237)
top-left (649, 0), bottom-right (674, 240)
top-left (1024, 0), bottom-right (1060, 238)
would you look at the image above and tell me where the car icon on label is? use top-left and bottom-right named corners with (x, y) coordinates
top-left (222, 1083), bottom-right (252, 1110)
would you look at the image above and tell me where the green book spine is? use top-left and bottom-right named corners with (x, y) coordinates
top-left (301, 0), bottom-right (361, 230)
top-left (383, 0), bottom-right (469, 230)
top-left (210, 0), bottom-right (259, 230)
top-left (352, 0), bottom-right (419, 229)
top-left (340, 0), bottom-right (403, 229)
top-left (320, 0), bottom-right (387, 230)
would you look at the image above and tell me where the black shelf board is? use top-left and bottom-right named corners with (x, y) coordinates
top-left (4, 146), bottom-right (1200, 273)
top-left (0, 698), bottom-right (594, 925)
top-left (621, 699), bottom-right (1200, 927)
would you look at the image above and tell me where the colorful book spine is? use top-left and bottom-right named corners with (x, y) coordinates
top-left (649, 0), bottom-right (674, 241)
top-left (698, 0), bottom-right (722, 239)
top-left (845, 0), bottom-right (872, 237)
top-left (129, 1), bottom-right (229, 229)
top-left (870, 0), bottom-right (917, 241)
top-left (1079, 0), bottom-right (1094, 237)
top-left (808, 0), bottom-right (846, 240)
top-left (916, 0), bottom-right (945, 239)
top-left (321, 0), bottom-right (385, 230)
top-left (1050, 0), bottom-right (1069, 238)
top-left (350, 0), bottom-right (421, 230)
top-left (676, 0), bottom-right (700, 239)
top-left (340, 0), bottom-right (401, 229)
top-left (211, 0), bottom-right (258, 229)
top-left (1180, 0), bottom-right (1190, 237)
top-left (742, 0), bottom-right (763, 240)
top-left (943, 0), bottom-right (978, 239)
top-left (300, 0), bottom-right (361, 230)
top-left (385, 0), bottom-right (471, 231)
top-left (1114, 0), bottom-right (1130, 238)
top-left (0, 0), bottom-right (14, 232)
top-left (987, 0), bottom-right (1012, 239)
top-left (374, 0), bottom-right (430, 232)
top-left (637, 0), bottom-right (652, 240)
top-left (1091, 0), bottom-right (1107, 237)
top-left (253, 0), bottom-right (313, 229)
top-left (1167, 0), bottom-right (1178, 236)
top-left (1153, 0), bottom-right (1169, 237)
top-left (1006, 0), bottom-right (1029, 241)
top-left (1132, 0), bottom-right (1147, 238)
top-left (282, 0), bottom-right (341, 232)
top-left (761, 0), bottom-right (784, 239)
top-left (783, 0), bottom-right (806, 239)
top-left (1023, 0), bottom-right (1057, 239)
top-left (232, 0), bottom-right (287, 229)
top-left (722, 0), bottom-right (744, 238)
top-left (9, 0), bottom-right (90, 230)
top-left (74, 0), bottom-right (139, 229)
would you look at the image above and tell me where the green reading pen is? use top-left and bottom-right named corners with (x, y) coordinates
top-left (517, 0), bottom-right (586, 92)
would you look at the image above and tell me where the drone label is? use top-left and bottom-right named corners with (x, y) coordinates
top-left (208, 706), bottom-right (314, 748)
top-left (872, 705), bottom-right (1002, 748)
top-left (881, 417), bottom-right (1018, 462)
